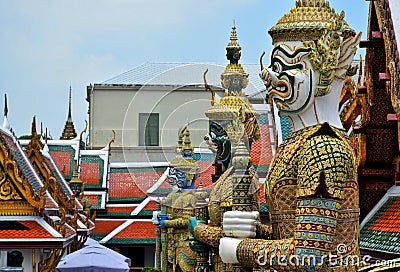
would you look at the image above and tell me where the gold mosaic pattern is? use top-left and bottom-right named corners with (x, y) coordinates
top-left (243, 123), bottom-right (360, 270)
top-left (269, 0), bottom-right (355, 43)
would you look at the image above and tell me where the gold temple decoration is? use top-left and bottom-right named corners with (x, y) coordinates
top-left (269, 0), bottom-right (355, 43)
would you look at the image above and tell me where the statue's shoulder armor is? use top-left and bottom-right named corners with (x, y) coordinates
top-left (209, 166), bottom-right (234, 208)
top-left (296, 123), bottom-right (357, 199)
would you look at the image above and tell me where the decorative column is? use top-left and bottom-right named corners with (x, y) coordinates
top-left (231, 141), bottom-right (254, 272)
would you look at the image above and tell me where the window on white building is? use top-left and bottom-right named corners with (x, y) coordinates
top-left (139, 113), bottom-right (159, 146)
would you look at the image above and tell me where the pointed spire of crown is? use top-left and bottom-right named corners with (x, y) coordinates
top-left (226, 20), bottom-right (242, 64)
top-left (182, 127), bottom-right (194, 158)
top-left (227, 20), bottom-right (241, 50)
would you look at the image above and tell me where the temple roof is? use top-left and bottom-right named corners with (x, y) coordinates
top-left (0, 216), bottom-right (76, 248)
top-left (100, 62), bottom-right (265, 99)
top-left (99, 219), bottom-right (156, 245)
top-left (360, 185), bottom-right (400, 254)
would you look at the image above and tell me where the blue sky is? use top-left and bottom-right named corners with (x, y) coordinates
top-left (0, 0), bottom-right (369, 137)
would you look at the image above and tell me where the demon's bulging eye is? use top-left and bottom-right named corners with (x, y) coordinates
top-left (272, 62), bottom-right (282, 73)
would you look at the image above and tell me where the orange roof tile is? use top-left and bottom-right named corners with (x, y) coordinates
top-left (80, 162), bottom-right (100, 185)
top-left (250, 124), bottom-right (273, 166)
top-left (49, 151), bottom-right (71, 176)
top-left (0, 220), bottom-right (57, 239)
top-left (86, 195), bottom-right (100, 206)
top-left (369, 197), bottom-right (400, 233)
top-left (109, 171), bottom-right (164, 199)
top-left (93, 220), bottom-right (125, 235)
top-left (195, 161), bottom-right (214, 188)
top-left (143, 201), bottom-right (157, 211)
top-left (65, 224), bottom-right (76, 238)
top-left (113, 221), bottom-right (156, 239)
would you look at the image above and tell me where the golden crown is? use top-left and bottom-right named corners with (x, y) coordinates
top-left (268, 0), bottom-right (355, 43)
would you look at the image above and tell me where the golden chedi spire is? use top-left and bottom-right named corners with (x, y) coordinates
top-left (60, 86), bottom-right (77, 140)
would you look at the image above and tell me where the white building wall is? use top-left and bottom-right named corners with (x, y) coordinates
top-left (88, 85), bottom-right (223, 150)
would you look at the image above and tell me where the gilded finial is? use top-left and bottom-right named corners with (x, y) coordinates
top-left (203, 69), bottom-right (216, 106)
top-left (79, 120), bottom-right (88, 143)
top-left (40, 122), bottom-right (43, 137)
top-left (4, 94), bottom-right (8, 117)
top-left (108, 130), bottom-right (116, 151)
top-left (45, 128), bottom-right (48, 144)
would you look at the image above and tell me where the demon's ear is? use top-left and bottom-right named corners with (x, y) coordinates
top-left (335, 32), bottom-right (361, 79)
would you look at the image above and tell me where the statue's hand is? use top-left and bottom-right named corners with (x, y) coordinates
top-left (189, 216), bottom-right (206, 235)
top-left (152, 211), bottom-right (161, 225)
top-left (223, 211), bottom-right (258, 238)
top-left (219, 237), bottom-right (242, 264)
top-left (188, 217), bottom-right (208, 252)
top-left (157, 213), bottom-right (169, 229)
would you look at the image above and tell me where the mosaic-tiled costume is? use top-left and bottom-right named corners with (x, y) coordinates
top-left (159, 127), bottom-right (201, 272)
top-left (219, 1), bottom-right (362, 271)
top-left (232, 123), bottom-right (360, 271)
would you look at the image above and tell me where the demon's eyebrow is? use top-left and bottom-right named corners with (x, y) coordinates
top-left (271, 45), bottom-right (311, 59)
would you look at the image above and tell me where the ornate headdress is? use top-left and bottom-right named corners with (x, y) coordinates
top-left (221, 22), bottom-right (249, 94)
top-left (269, 0), bottom-right (360, 96)
top-left (169, 127), bottom-right (200, 183)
